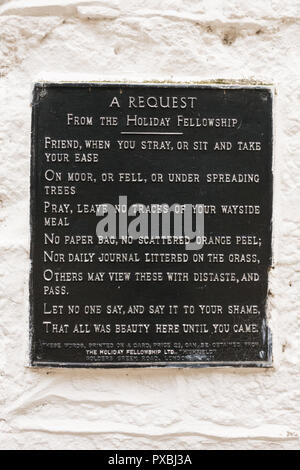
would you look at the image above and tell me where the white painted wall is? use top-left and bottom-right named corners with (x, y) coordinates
top-left (0, 0), bottom-right (299, 450)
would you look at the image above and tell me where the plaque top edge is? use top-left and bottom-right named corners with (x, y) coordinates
top-left (32, 81), bottom-right (275, 91)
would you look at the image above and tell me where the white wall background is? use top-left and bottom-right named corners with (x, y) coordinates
top-left (0, 0), bottom-right (299, 450)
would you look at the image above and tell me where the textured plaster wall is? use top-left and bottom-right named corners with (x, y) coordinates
top-left (0, 0), bottom-right (299, 450)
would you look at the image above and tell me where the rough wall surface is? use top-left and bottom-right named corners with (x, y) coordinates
top-left (0, 0), bottom-right (299, 450)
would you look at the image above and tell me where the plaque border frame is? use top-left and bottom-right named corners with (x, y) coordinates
top-left (29, 81), bottom-right (275, 369)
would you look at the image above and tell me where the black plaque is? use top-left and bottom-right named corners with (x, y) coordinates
top-left (30, 83), bottom-right (273, 367)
